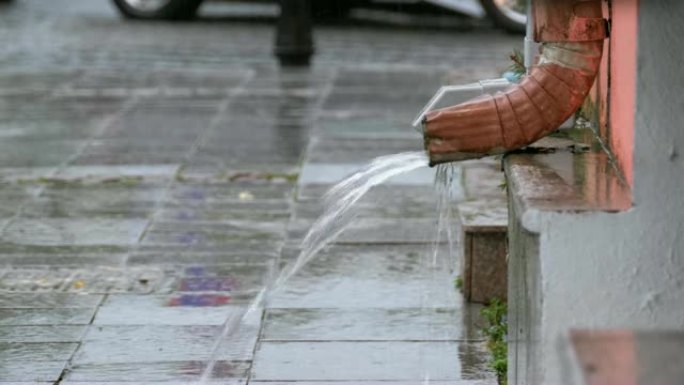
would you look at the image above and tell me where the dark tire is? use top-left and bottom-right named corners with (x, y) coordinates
top-left (111, 0), bottom-right (204, 20)
top-left (479, 0), bottom-right (526, 34)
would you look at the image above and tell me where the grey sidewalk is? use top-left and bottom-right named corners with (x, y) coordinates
top-left (0, 1), bottom-right (517, 383)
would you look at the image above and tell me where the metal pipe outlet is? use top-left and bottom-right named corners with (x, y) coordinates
top-left (423, 0), bottom-right (607, 166)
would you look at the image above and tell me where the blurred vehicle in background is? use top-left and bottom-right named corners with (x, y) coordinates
top-left (110, 0), bottom-right (526, 33)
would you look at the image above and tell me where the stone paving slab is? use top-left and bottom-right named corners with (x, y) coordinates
top-left (0, 166), bottom-right (61, 182)
top-left (129, 98), bottom-right (226, 109)
top-left (0, 361), bottom-right (69, 382)
top-left (167, 182), bottom-right (294, 203)
top-left (251, 341), bottom-right (493, 381)
top-left (332, 68), bottom-right (449, 90)
top-left (0, 140), bottom-right (83, 167)
top-left (155, 204), bottom-right (290, 223)
top-left (93, 295), bottom-right (245, 326)
top-left (270, 245), bottom-right (457, 309)
top-left (185, 121), bottom-right (310, 171)
top-left (0, 252), bottom-right (128, 266)
top-left (0, 293), bottom-right (103, 308)
top-left (217, 105), bottom-right (316, 125)
top-left (288, 218), bottom-right (443, 244)
top-left (0, 383), bottom-right (54, 385)
top-left (314, 115), bottom-right (421, 140)
top-left (212, 111), bottom-right (309, 130)
top-left (135, 241), bottom-right (283, 255)
top-left (2, 218), bottom-right (149, 246)
top-left (262, 307), bottom-right (484, 341)
top-left (0, 70), bottom-right (80, 90)
top-left (299, 163), bottom-right (436, 186)
top-left (22, 184), bottom-right (164, 219)
top-left (65, 361), bottom-right (250, 382)
top-left (0, 243), bottom-right (128, 253)
top-left (128, 250), bottom-right (278, 266)
top-left (0, 98), bottom-right (122, 123)
top-left (55, 165), bottom-right (179, 180)
top-left (0, 342), bottom-right (77, 380)
top-left (335, 218), bottom-right (444, 244)
top-left (250, 382), bottom-right (494, 385)
top-left (178, 164), bottom-right (300, 180)
top-left (60, 382), bottom-right (243, 385)
top-left (321, 91), bottom-right (434, 123)
top-left (183, 157), bottom-right (303, 177)
top-left (292, 203), bottom-right (433, 223)
top-left (225, 99), bottom-right (317, 122)
top-left (296, 168), bottom-right (463, 201)
top-left (1, 265), bottom-right (172, 294)
top-left (245, 67), bottom-right (334, 88)
top-left (0, 308), bottom-right (97, 325)
top-left (69, 68), bottom-right (249, 90)
top-left (0, 325), bottom-right (85, 342)
top-left (97, 104), bottom-right (218, 137)
top-left (159, 262), bottom-right (274, 296)
top-left (269, 279), bottom-right (458, 309)
top-left (141, 221), bottom-right (284, 247)
top-left (73, 324), bottom-right (259, 364)
top-left (292, 192), bottom-right (441, 220)
top-left (295, 183), bottom-right (445, 203)
top-left (0, 117), bottom-right (104, 140)
top-left (73, 141), bottom-right (193, 166)
top-left (52, 86), bottom-right (234, 100)
top-left (0, 341), bottom-right (78, 361)
top-left (307, 136), bottom-right (423, 163)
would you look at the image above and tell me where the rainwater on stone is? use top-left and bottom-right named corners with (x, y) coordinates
top-left (200, 151), bottom-right (459, 383)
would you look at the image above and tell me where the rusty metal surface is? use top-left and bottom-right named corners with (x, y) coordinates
top-left (424, 49), bottom-right (602, 165)
top-left (533, 0), bottom-right (606, 42)
top-left (423, 0), bottom-right (607, 166)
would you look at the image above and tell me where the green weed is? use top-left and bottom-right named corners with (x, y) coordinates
top-left (481, 298), bottom-right (508, 385)
top-left (454, 276), bottom-right (464, 292)
top-left (507, 49), bottom-right (526, 81)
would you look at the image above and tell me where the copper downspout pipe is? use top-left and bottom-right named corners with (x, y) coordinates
top-left (423, 0), bottom-right (607, 166)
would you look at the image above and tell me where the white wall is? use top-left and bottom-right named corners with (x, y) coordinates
top-left (517, 1), bottom-right (684, 383)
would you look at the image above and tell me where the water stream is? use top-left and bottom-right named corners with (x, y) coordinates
top-left (434, 163), bottom-right (459, 272)
top-left (200, 151), bottom-right (456, 382)
top-left (421, 162), bottom-right (459, 385)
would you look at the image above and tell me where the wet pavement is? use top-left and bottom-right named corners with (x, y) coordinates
top-left (0, 0), bottom-right (518, 383)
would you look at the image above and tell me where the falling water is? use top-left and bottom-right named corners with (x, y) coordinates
top-left (420, 162), bottom-right (459, 385)
top-left (276, 151), bottom-right (430, 287)
top-left (200, 151), bottom-right (431, 382)
top-left (434, 163), bottom-right (458, 269)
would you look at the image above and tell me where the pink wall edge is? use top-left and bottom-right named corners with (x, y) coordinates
top-left (609, 0), bottom-right (638, 186)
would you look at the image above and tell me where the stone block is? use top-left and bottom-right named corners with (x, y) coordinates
top-left (458, 200), bottom-right (508, 304)
top-left (251, 341), bottom-right (493, 381)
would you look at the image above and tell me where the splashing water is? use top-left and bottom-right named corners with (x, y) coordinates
top-left (200, 151), bottom-right (430, 383)
top-left (434, 163), bottom-right (458, 269)
top-left (420, 162), bottom-right (459, 385)
top-left (276, 151), bottom-right (430, 287)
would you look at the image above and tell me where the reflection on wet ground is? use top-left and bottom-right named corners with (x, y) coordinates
top-left (0, 0), bottom-right (520, 382)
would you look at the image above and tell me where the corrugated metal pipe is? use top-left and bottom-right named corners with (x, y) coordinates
top-left (423, 0), bottom-right (607, 166)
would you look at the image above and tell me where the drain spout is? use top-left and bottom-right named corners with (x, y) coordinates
top-left (423, 0), bottom-right (606, 166)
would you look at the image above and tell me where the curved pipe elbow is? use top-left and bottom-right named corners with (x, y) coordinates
top-left (423, 0), bottom-right (606, 166)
